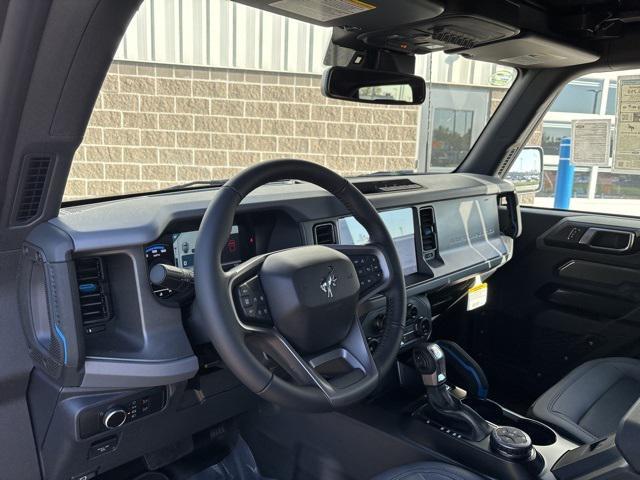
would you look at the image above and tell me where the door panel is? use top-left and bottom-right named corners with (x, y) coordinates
top-left (468, 207), bottom-right (640, 411)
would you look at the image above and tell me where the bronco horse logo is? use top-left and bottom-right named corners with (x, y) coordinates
top-left (320, 266), bottom-right (337, 298)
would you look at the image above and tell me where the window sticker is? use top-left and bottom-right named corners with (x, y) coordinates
top-left (613, 75), bottom-right (640, 173)
top-left (571, 119), bottom-right (611, 167)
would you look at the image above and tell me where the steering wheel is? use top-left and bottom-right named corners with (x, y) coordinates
top-left (195, 160), bottom-right (406, 411)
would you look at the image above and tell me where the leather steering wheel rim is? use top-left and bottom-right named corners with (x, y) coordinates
top-left (195, 159), bottom-right (406, 411)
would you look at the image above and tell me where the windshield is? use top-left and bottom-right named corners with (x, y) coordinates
top-left (64, 0), bottom-right (516, 201)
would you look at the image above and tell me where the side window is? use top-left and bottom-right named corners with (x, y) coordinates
top-left (509, 69), bottom-right (640, 216)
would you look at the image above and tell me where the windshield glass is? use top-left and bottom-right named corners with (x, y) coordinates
top-left (64, 0), bottom-right (516, 201)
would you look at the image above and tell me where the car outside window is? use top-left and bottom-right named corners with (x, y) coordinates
top-left (516, 69), bottom-right (640, 217)
top-left (64, 0), bottom-right (516, 201)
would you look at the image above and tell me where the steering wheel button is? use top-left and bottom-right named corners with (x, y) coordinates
top-left (241, 296), bottom-right (253, 307)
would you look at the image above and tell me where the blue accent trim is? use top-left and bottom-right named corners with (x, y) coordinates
top-left (78, 283), bottom-right (98, 294)
top-left (54, 324), bottom-right (68, 365)
top-left (439, 344), bottom-right (487, 399)
top-left (145, 244), bottom-right (168, 253)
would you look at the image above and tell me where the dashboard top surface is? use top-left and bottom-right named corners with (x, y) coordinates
top-left (49, 173), bottom-right (512, 254)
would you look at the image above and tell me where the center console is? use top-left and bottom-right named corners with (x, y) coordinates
top-left (373, 341), bottom-right (640, 480)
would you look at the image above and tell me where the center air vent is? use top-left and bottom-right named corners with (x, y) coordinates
top-left (314, 223), bottom-right (336, 245)
top-left (419, 207), bottom-right (438, 259)
top-left (75, 257), bottom-right (112, 335)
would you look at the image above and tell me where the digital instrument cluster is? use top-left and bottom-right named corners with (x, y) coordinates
top-left (145, 223), bottom-right (256, 299)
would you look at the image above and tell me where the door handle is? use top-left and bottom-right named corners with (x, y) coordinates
top-left (578, 227), bottom-right (635, 252)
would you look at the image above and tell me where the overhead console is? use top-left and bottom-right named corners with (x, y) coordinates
top-left (359, 15), bottom-right (519, 55)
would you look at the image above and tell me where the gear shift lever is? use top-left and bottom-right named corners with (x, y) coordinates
top-left (413, 342), bottom-right (448, 387)
top-left (413, 342), bottom-right (491, 441)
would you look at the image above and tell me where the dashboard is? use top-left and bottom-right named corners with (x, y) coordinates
top-left (25, 172), bottom-right (518, 376)
top-left (19, 173), bottom-right (518, 480)
top-left (144, 206), bottom-right (421, 301)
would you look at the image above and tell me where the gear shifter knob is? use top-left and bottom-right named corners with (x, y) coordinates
top-left (412, 341), bottom-right (492, 442)
top-left (413, 342), bottom-right (447, 387)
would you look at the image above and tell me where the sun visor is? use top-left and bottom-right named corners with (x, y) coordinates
top-left (230, 0), bottom-right (443, 29)
top-left (457, 33), bottom-right (599, 69)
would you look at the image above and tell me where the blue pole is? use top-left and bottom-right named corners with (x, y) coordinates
top-left (554, 137), bottom-right (574, 209)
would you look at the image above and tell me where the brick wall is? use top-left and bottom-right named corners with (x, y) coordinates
top-left (66, 60), bottom-right (420, 200)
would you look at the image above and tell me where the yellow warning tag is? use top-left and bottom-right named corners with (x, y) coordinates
top-left (467, 281), bottom-right (488, 311)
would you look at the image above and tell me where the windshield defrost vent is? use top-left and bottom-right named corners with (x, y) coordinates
top-left (497, 145), bottom-right (521, 177)
top-left (13, 156), bottom-right (53, 224)
top-left (355, 179), bottom-right (421, 195)
top-left (314, 223), bottom-right (336, 245)
top-left (75, 257), bottom-right (112, 335)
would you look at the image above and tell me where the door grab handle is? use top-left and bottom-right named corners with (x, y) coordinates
top-left (578, 227), bottom-right (635, 252)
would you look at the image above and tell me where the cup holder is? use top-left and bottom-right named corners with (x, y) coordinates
top-left (465, 398), bottom-right (557, 446)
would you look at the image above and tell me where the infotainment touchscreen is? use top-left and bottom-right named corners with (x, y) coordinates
top-left (172, 225), bottom-right (241, 269)
top-left (337, 208), bottom-right (417, 276)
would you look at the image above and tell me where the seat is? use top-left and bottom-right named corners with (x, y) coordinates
top-left (372, 462), bottom-right (485, 480)
top-left (530, 357), bottom-right (640, 444)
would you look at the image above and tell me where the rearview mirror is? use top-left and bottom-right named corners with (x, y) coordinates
top-left (321, 66), bottom-right (426, 105)
top-left (505, 146), bottom-right (544, 193)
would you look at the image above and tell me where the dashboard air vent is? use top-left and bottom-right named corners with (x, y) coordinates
top-left (314, 223), bottom-right (336, 245)
top-left (75, 257), bottom-right (112, 334)
top-left (14, 156), bottom-right (53, 224)
top-left (419, 207), bottom-right (438, 258)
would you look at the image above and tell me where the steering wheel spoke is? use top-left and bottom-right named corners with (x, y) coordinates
top-left (244, 317), bottom-right (378, 408)
top-left (245, 329), bottom-right (329, 388)
top-left (328, 244), bottom-right (392, 302)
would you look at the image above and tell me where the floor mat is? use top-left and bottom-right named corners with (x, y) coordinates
top-left (187, 437), bottom-right (275, 480)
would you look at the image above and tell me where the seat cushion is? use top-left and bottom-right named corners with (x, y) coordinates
top-left (530, 357), bottom-right (640, 443)
top-left (372, 462), bottom-right (485, 480)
